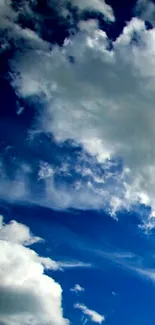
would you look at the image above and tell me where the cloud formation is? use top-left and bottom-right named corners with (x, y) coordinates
top-left (70, 0), bottom-right (115, 21)
top-left (0, 217), bottom-right (69, 325)
top-left (70, 284), bottom-right (85, 293)
top-left (58, 261), bottom-right (91, 268)
top-left (134, 0), bottom-right (155, 26)
top-left (9, 16), bottom-right (155, 215)
top-left (0, 216), bottom-right (42, 245)
top-left (74, 303), bottom-right (105, 324)
top-left (88, 246), bottom-right (155, 283)
top-left (1, 0), bottom-right (155, 228)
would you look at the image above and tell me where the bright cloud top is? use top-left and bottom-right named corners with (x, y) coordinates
top-left (0, 217), bottom-right (69, 325)
top-left (74, 303), bottom-right (105, 324)
top-left (0, 215), bottom-right (42, 245)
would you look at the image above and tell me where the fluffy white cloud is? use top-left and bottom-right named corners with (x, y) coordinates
top-left (74, 304), bottom-right (105, 324)
top-left (0, 217), bottom-right (69, 325)
top-left (0, 0), bottom-right (115, 52)
top-left (0, 216), bottom-right (42, 245)
top-left (9, 16), bottom-right (155, 218)
top-left (38, 162), bottom-right (55, 180)
top-left (2, 0), bottom-right (155, 225)
top-left (70, 284), bottom-right (85, 293)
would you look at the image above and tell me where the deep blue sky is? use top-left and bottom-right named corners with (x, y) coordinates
top-left (2, 202), bottom-right (155, 325)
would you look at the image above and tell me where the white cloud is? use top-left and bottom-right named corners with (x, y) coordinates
top-left (70, 284), bottom-right (85, 293)
top-left (38, 162), bottom-right (55, 180)
top-left (138, 217), bottom-right (155, 233)
top-left (0, 217), bottom-right (69, 325)
top-left (0, 155), bottom-right (124, 218)
top-left (2, 0), bottom-right (155, 226)
top-left (0, 216), bottom-right (42, 245)
top-left (10, 17), bottom-right (155, 216)
top-left (74, 304), bottom-right (105, 324)
top-left (30, 257), bottom-right (91, 271)
top-left (0, 0), bottom-right (115, 54)
top-left (133, 266), bottom-right (155, 281)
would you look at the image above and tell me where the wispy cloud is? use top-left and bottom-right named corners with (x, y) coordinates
top-left (70, 284), bottom-right (85, 293)
top-left (74, 304), bottom-right (105, 324)
top-left (90, 247), bottom-right (155, 283)
top-left (58, 261), bottom-right (92, 269)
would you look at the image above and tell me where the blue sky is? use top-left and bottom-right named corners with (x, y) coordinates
top-left (1, 0), bottom-right (155, 325)
top-left (2, 203), bottom-right (155, 325)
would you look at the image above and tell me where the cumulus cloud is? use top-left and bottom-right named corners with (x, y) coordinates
top-left (70, 284), bottom-right (85, 293)
top-left (0, 0), bottom-right (115, 55)
top-left (0, 216), bottom-right (42, 245)
top-left (0, 217), bottom-right (69, 325)
top-left (8, 16), bottom-right (155, 218)
top-left (74, 304), bottom-right (105, 324)
top-left (1, 0), bottom-right (155, 227)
